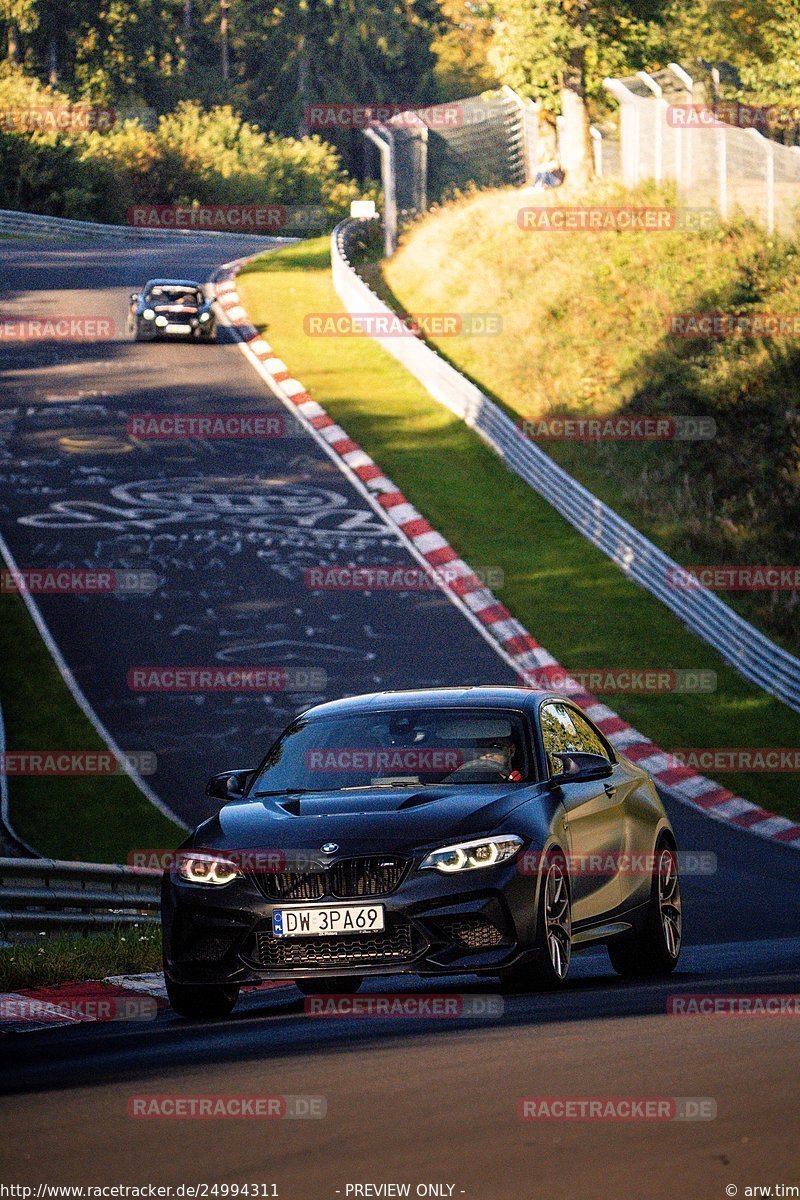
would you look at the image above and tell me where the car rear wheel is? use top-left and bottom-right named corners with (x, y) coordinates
top-left (608, 839), bottom-right (682, 977)
top-left (294, 976), bottom-right (364, 996)
top-left (165, 978), bottom-right (240, 1018)
top-left (501, 852), bottom-right (572, 992)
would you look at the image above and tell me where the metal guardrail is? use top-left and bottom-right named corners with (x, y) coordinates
top-left (331, 219), bottom-right (800, 714)
top-left (0, 208), bottom-right (272, 242)
top-left (0, 857), bottom-right (161, 937)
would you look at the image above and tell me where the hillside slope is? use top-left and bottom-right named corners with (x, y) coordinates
top-left (381, 182), bottom-right (800, 651)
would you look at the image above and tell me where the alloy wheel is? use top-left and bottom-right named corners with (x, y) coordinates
top-left (544, 859), bottom-right (571, 979)
top-left (657, 847), bottom-right (682, 958)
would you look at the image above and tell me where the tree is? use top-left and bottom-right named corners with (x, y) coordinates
top-left (489, 0), bottom-right (668, 183)
top-left (1, 0), bottom-right (37, 62)
top-left (430, 0), bottom-right (498, 98)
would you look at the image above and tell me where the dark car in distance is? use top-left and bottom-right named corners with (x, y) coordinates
top-left (161, 687), bottom-right (683, 1017)
top-left (128, 279), bottom-right (216, 341)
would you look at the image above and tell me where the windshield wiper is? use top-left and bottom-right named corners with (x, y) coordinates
top-left (339, 781), bottom-right (429, 790)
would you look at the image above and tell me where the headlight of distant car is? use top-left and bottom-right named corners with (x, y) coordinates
top-left (199, 311), bottom-right (211, 323)
top-left (176, 851), bottom-right (241, 886)
top-left (142, 307), bottom-right (156, 320)
top-left (155, 315), bottom-right (168, 327)
top-left (419, 834), bottom-right (523, 873)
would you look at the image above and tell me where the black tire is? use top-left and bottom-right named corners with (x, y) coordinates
top-left (608, 839), bottom-right (682, 977)
top-left (165, 977), bottom-right (240, 1018)
top-left (294, 976), bottom-right (364, 996)
top-left (501, 851), bottom-right (572, 993)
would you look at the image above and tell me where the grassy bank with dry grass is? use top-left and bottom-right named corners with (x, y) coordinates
top-left (379, 181), bottom-right (800, 652)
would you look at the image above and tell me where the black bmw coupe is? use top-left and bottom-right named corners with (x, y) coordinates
top-left (161, 687), bottom-right (682, 1017)
top-left (128, 279), bottom-right (216, 341)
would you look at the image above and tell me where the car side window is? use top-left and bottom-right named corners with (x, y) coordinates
top-left (567, 710), bottom-right (612, 762)
top-left (540, 703), bottom-right (611, 776)
top-left (540, 703), bottom-right (580, 776)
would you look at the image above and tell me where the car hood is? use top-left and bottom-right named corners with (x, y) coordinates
top-left (195, 783), bottom-right (542, 855)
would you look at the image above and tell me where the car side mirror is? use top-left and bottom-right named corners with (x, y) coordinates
top-left (551, 752), bottom-right (613, 783)
top-left (130, 292), bottom-right (140, 303)
top-left (205, 769), bottom-right (253, 801)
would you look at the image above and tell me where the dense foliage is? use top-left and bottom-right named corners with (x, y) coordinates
top-left (0, 67), bottom-right (362, 221)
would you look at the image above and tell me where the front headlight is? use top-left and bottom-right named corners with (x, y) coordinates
top-left (142, 308), bottom-right (156, 320)
top-left (199, 311), bottom-right (211, 322)
top-left (176, 851), bottom-right (241, 886)
top-left (155, 314), bottom-right (168, 327)
top-left (419, 834), bottom-right (523, 874)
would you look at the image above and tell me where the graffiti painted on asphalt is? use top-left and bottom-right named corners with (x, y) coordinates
top-left (18, 477), bottom-right (393, 540)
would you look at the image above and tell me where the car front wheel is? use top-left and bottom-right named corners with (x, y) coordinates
top-left (165, 977), bottom-right (240, 1018)
top-left (608, 839), bottom-right (682, 977)
top-left (501, 852), bottom-right (572, 992)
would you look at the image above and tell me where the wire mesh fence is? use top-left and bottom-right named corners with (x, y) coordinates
top-left (363, 88), bottom-right (539, 253)
top-left (604, 66), bottom-right (800, 237)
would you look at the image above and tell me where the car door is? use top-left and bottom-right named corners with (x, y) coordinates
top-left (539, 701), bottom-right (625, 925)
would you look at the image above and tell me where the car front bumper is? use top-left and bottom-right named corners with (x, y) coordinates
top-left (136, 319), bottom-right (215, 339)
top-left (161, 856), bottom-right (543, 985)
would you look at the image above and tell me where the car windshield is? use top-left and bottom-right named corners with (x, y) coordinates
top-left (146, 286), bottom-right (202, 304)
top-left (250, 708), bottom-right (532, 793)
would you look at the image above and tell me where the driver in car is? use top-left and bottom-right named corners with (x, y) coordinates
top-left (444, 739), bottom-right (522, 782)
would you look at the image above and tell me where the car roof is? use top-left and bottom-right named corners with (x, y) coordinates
top-left (143, 279), bottom-right (204, 289)
top-left (299, 686), bottom-right (566, 720)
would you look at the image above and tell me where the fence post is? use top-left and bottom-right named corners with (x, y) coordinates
top-left (590, 126), bottom-right (603, 177)
top-left (668, 63), bottom-right (694, 190)
top-left (603, 79), bottom-right (638, 186)
top-left (555, 113), bottom-right (565, 170)
top-left (636, 71), bottom-right (663, 182)
top-left (418, 122), bottom-right (428, 212)
top-left (501, 86), bottom-right (539, 183)
top-left (363, 125), bottom-right (397, 257)
top-left (717, 125), bottom-right (728, 219)
top-left (745, 129), bottom-right (775, 234)
top-left (525, 98), bottom-right (541, 181)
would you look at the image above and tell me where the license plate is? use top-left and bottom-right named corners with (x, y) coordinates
top-left (165, 323), bottom-right (192, 334)
top-left (272, 904), bottom-right (385, 938)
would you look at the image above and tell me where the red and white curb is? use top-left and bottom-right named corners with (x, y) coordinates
top-left (0, 973), bottom-right (294, 1032)
top-left (0, 975), bottom-right (166, 1032)
top-left (211, 259), bottom-right (800, 852)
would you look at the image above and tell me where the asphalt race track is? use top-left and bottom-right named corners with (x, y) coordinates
top-left (0, 234), bottom-right (520, 824)
top-left (1, 232), bottom-right (799, 1198)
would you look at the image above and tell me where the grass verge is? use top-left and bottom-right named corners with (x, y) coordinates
top-left (0, 924), bottom-right (161, 991)
top-left (237, 236), bottom-right (800, 821)
top-left (0, 587), bottom-right (183, 862)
